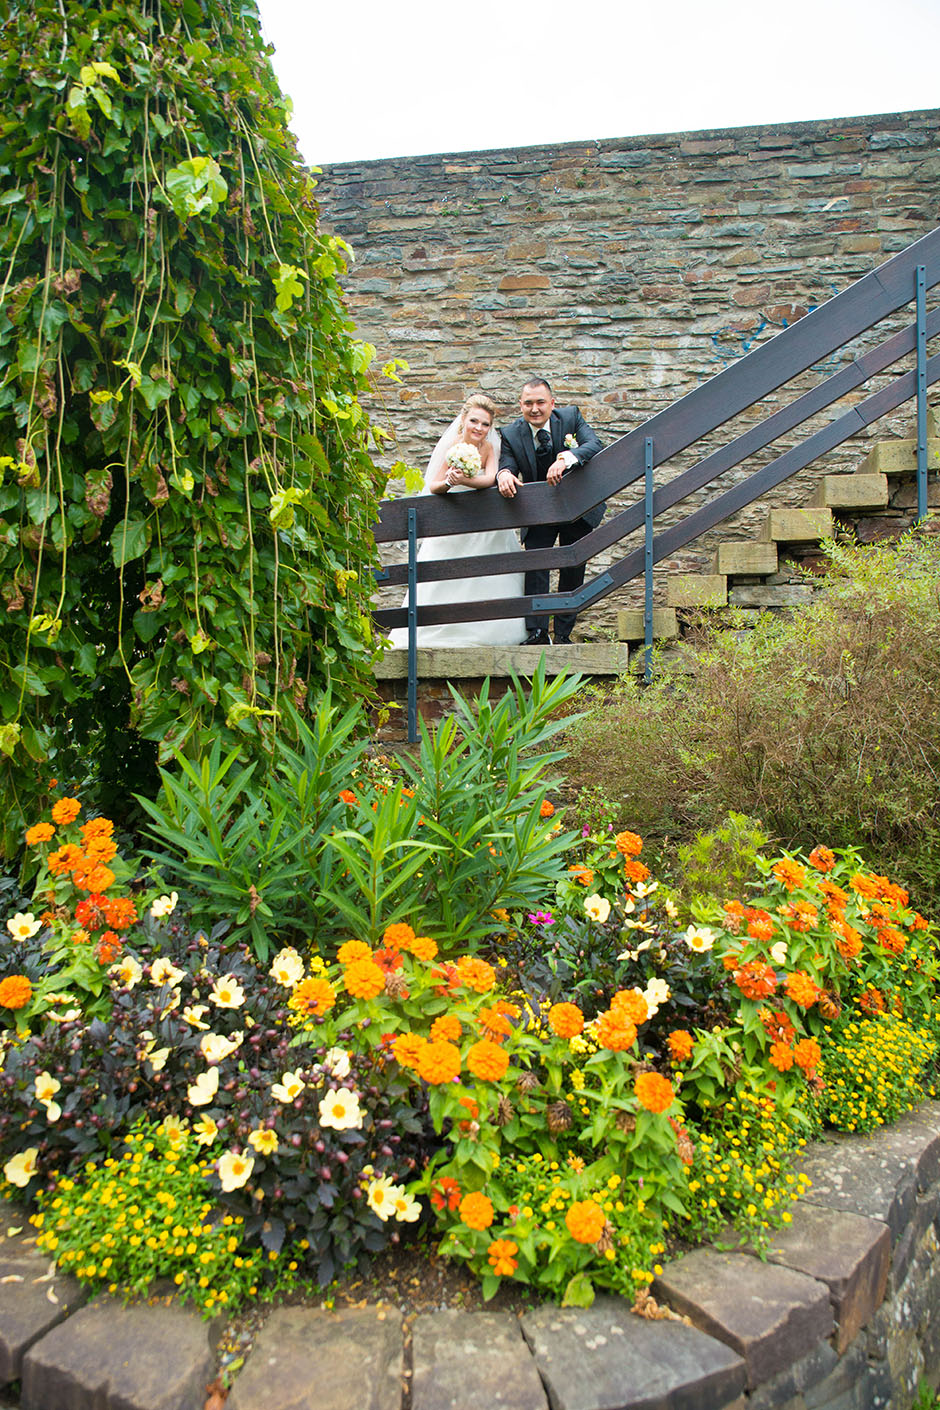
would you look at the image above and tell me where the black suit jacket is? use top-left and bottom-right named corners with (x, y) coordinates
top-left (498, 406), bottom-right (605, 537)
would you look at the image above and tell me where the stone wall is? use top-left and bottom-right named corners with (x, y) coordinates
top-left (317, 111), bottom-right (940, 627)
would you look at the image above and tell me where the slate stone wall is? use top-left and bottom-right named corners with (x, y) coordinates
top-left (318, 111), bottom-right (940, 626)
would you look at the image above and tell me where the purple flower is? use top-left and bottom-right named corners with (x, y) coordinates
top-left (582, 825), bottom-right (590, 837)
top-left (527, 910), bottom-right (555, 927)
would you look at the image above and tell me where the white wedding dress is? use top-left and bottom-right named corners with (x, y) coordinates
top-left (388, 426), bottom-right (526, 649)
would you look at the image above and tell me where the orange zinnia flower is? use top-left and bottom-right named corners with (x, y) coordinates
top-left (83, 836), bottom-right (117, 865)
top-left (614, 830), bottom-right (642, 857)
top-left (47, 844), bottom-right (84, 876)
top-left (634, 1071), bottom-right (674, 1114)
top-left (623, 858), bottom-right (650, 885)
top-left (611, 989), bottom-right (648, 1026)
top-left (760, 1008), bottom-right (796, 1044)
top-left (478, 1006), bottom-right (512, 1041)
top-left (430, 1176), bottom-right (461, 1211)
top-left (0, 975), bottom-right (32, 1009)
top-left (850, 872), bottom-right (880, 899)
top-left (102, 896), bottom-right (137, 930)
top-left (667, 1029), bottom-right (694, 1062)
top-left (338, 789), bottom-right (357, 806)
top-left (416, 1040), bottom-right (461, 1085)
top-left (734, 961), bottom-right (777, 1000)
top-left (768, 1041), bottom-right (794, 1072)
top-left (455, 956), bottom-right (496, 994)
top-left (548, 1002), bottom-right (584, 1039)
top-left (382, 922), bottom-right (415, 952)
top-left (343, 958), bottom-right (386, 1000)
top-left (834, 920), bottom-right (863, 959)
top-left (429, 1014), bottom-right (462, 1043)
top-left (793, 1038), bottom-right (821, 1073)
top-left (337, 940), bottom-right (373, 966)
top-left (487, 1238), bottom-right (519, 1276)
top-left (81, 816), bottom-right (114, 842)
top-left (393, 1032), bottom-right (427, 1070)
top-left (595, 1010), bottom-right (637, 1052)
top-left (459, 1191), bottom-right (494, 1230)
top-left (289, 976), bottom-right (337, 1017)
top-left (51, 797), bottom-right (81, 825)
top-left (466, 1039), bottom-right (509, 1081)
top-left (96, 931), bottom-right (121, 964)
top-left (859, 987), bottom-right (886, 1014)
top-left (540, 800), bottom-right (555, 818)
top-left (565, 1199), bottom-right (606, 1244)
top-left (568, 864), bottom-right (594, 887)
top-left (778, 901), bottom-right (818, 933)
top-left (25, 823), bottom-right (55, 846)
top-left (784, 971), bottom-right (820, 1008)
top-left (407, 934), bottom-right (438, 962)
top-left (819, 879), bottom-right (849, 908)
top-left (876, 927), bottom-right (905, 956)
top-left (747, 917), bottom-right (774, 943)
top-left (773, 858), bottom-right (807, 892)
top-left (807, 845), bottom-right (836, 872)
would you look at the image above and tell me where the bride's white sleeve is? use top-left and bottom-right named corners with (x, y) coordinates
top-left (422, 415), bottom-right (463, 491)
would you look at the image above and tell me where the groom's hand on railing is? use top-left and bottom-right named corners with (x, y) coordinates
top-left (496, 469), bottom-right (522, 498)
top-left (546, 455), bottom-right (569, 485)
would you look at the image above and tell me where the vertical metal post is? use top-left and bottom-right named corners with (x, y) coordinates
top-left (643, 437), bottom-right (654, 683)
top-left (407, 507), bottom-right (418, 744)
top-left (916, 264), bottom-right (928, 524)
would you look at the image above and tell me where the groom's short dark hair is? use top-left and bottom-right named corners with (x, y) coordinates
top-left (522, 376), bottom-right (553, 395)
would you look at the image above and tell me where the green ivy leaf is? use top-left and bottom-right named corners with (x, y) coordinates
top-left (110, 516), bottom-right (150, 567)
top-left (164, 156), bottom-right (228, 221)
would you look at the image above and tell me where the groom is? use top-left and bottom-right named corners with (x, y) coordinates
top-left (496, 377), bottom-right (604, 644)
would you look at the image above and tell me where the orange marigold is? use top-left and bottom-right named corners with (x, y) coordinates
top-left (51, 797), bottom-right (81, 825)
top-left (773, 857), bottom-right (807, 892)
top-left (834, 921), bottom-right (863, 960)
top-left (623, 858), bottom-right (651, 885)
top-left (540, 800), bottom-right (555, 818)
top-left (25, 823), bottom-right (55, 846)
top-left (614, 830), bottom-right (643, 857)
top-left (850, 872), bottom-right (880, 899)
top-left (768, 1041), bottom-right (794, 1073)
top-left (548, 1002), bottom-right (584, 1039)
top-left (565, 1199), bottom-right (606, 1244)
top-left (407, 935), bottom-right (438, 962)
top-left (416, 1040), bottom-right (462, 1085)
top-left (876, 927), bottom-right (905, 956)
top-left (487, 1238), bottom-right (519, 1277)
top-left (80, 817), bottom-right (114, 842)
top-left (382, 922), bottom-right (415, 952)
top-left (455, 956), bottom-right (496, 994)
top-left (793, 1038), bottom-right (821, 1073)
top-left (430, 1014), bottom-right (462, 1043)
top-left (568, 864), bottom-right (594, 887)
top-left (393, 1032), bottom-right (427, 1070)
top-left (734, 961), bottom-right (777, 1000)
top-left (667, 1029), bottom-right (694, 1062)
top-left (747, 917), bottom-right (774, 943)
top-left (595, 1010), bottom-right (637, 1052)
top-left (102, 896), bottom-right (137, 930)
top-left (338, 789), bottom-right (357, 806)
top-left (466, 1039), bottom-right (509, 1082)
top-left (807, 845), bottom-right (836, 872)
top-left (478, 1006), bottom-right (512, 1041)
top-left (47, 844), bottom-right (84, 877)
top-left (0, 975), bottom-right (32, 1009)
top-left (459, 1191), bottom-right (494, 1230)
top-left (343, 958), bottom-right (386, 1001)
top-left (784, 971), bottom-right (820, 1008)
top-left (337, 940), bottom-right (373, 966)
top-left (611, 988), bottom-right (649, 1026)
top-left (289, 976), bottom-right (337, 1017)
top-left (634, 1071), bottom-right (674, 1114)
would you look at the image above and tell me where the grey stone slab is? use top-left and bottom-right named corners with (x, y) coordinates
top-left (727, 585), bottom-right (817, 608)
top-left (746, 1337), bottom-right (839, 1410)
top-left (227, 1306), bottom-right (402, 1410)
top-left (796, 1132), bottom-right (918, 1244)
top-left (412, 1310), bottom-right (547, 1410)
top-left (873, 1101), bottom-right (940, 1192)
top-left (889, 1188), bottom-right (939, 1291)
top-left (652, 1248), bottom-right (833, 1388)
top-left (21, 1298), bottom-right (215, 1410)
top-left (760, 1203), bottom-right (890, 1353)
top-left (521, 1296), bottom-right (747, 1410)
top-left (0, 1257), bottom-right (88, 1382)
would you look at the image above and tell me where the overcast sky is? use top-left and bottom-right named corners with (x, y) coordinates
top-left (256, 0), bottom-right (939, 167)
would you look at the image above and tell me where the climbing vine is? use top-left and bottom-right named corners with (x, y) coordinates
top-left (0, 0), bottom-right (387, 852)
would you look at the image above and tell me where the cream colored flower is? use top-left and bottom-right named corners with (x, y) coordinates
top-left (247, 1128), bottom-right (279, 1156)
top-left (664, 898), bottom-right (679, 920)
top-left (140, 1031), bottom-right (171, 1074)
top-left (200, 1031), bottom-right (242, 1065)
top-left (182, 1004), bottom-right (210, 1030)
top-left (193, 1115), bottom-right (219, 1147)
top-left (770, 941), bottom-right (788, 965)
top-left (209, 975), bottom-right (245, 1009)
top-left (634, 881), bottom-right (659, 899)
top-left (366, 1175), bottom-right (402, 1221)
top-left (270, 1070), bottom-right (306, 1104)
top-left (187, 1067), bottom-right (219, 1107)
top-left (643, 977), bottom-right (671, 1018)
top-left (217, 1149), bottom-right (254, 1192)
top-left (684, 925), bottom-right (716, 953)
top-left (318, 1088), bottom-right (363, 1131)
top-left (6, 912), bottom-right (40, 941)
top-left (391, 1189), bottom-right (421, 1223)
top-left (34, 1071), bottom-right (61, 1123)
top-left (617, 936), bottom-right (653, 962)
top-left (321, 1047), bottom-right (351, 1080)
top-left (110, 956), bottom-right (143, 988)
top-left (161, 1115), bottom-right (189, 1147)
top-left (584, 894), bottom-right (611, 924)
top-left (269, 947), bottom-right (305, 987)
top-left (150, 958), bottom-right (185, 987)
top-left (150, 891), bottom-right (179, 919)
top-left (4, 1147), bottom-right (38, 1187)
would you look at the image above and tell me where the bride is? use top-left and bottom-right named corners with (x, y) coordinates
top-left (388, 394), bottom-right (526, 648)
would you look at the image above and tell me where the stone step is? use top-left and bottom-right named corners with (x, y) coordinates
top-left (760, 507), bottom-right (833, 544)
top-left (810, 473), bottom-right (888, 512)
top-left (665, 574), bottom-right (727, 609)
top-left (616, 607), bottom-right (678, 641)
top-left (857, 439), bottom-right (940, 477)
top-left (374, 642), bottom-right (629, 680)
top-left (712, 542), bottom-right (778, 576)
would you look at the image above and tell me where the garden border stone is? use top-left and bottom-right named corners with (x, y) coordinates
top-left (1, 1101), bottom-right (940, 1409)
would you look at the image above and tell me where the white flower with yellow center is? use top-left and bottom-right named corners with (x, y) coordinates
top-left (664, 898), bottom-right (679, 920)
top-left (391, 1190), bottom-right (421, 1223)
top-left (318, 1088), bottom-right (363, 1131)
top-left (200, 1031), bottom-right (242, 1065)
top-left (140, 1031), bottom-right (171, 1074)
top-left (6, 912), bottom-right (40, 941)
top-left (217, 1150), bottom-right (254, 1192)
top-left (270, 1070), bottom-right (306, 1104)
top-left (247, 1128), bottom-right (279, 1156)
top-left (182, 1004), bottom-right (210, 1030)
top-left (366, 1175), bottom-right (402, 1221)
top-left (193, 1115), bottom-right (219, 1147)
top-left (684, 925), bottom-right (716, 953)
top-left (634, 881), bottom-right (659, 899)
top-left (617, 936), bottom-right (654, 962)
top-left (4, 1147), bottom-right (38, 1187)
top-left (150, 891), bottom-right (179, 919)
top-left (109, 956), bottom-right (143, 988)
top-left (642, 977), bottom-right (671, 1018)
top-left (150, 958), bottom-right (186, 987)
top-left (187, 1067), bottom-right (219, 1107)
top-left (34, 1071), bottom-right (61, 1122)
top-left (269, 948), bottom-right (305, 988)
top-left (209, 975), bottom-right (245, 1009)
top-left (321, 1047), bottom-right (351, 1080)
top-left (584, 894), bottom-right (611, 924)
top-left (770, 941), bottom-right (788, 965)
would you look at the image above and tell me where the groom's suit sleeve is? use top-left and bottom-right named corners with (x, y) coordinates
top-left (498, 423), bottom-right (527, 479)
top-left (567, 407), bottom-right (602, 465)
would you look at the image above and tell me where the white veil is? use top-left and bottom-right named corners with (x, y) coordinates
top-left (422, 413), bottom-right (501, 492)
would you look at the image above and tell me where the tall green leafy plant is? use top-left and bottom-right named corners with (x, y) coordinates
top-left (0, 0), bottom-right (387, 852)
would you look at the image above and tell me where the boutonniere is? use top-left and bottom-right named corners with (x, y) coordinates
top-left (564, 434), bottom-right (578, 450)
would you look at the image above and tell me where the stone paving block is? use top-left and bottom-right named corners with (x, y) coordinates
top-left (874, 1100), bottom-right (940, 1192)
top-left (412, 1310), bottom-right (547, 1410)
top-left (521, 1296), bottom-right (747, 1410)
top-left (760, 1203), bottom-right (889, 1353)
top-left (857, 439), bottom-right (940, 477)
top-left (652, 1248), bottom-right (833, 1388)
top-left (796, 1131), bottom-right (918, 1244)
top-left (0, 1256), bottom-right (88, 1382)
top-left (615, 608), bottom-right (677, 641)
top-left (746, 1337), bottom-right (839, 1410)
top-left (713, 542), bottom-right (778, 576)
top-left (889, 1188), bottom-right (940, 1291)
top-left (21, 1298), bottom-right (216, 1410)
top-left (809, 473), bottom-right (888, 511)
top-left (727, 584), bottom-right (817, 608)
top-left (665, 574), bottom-right (727, 608)
top-left (227, 1306), bottom-right (402, 1410)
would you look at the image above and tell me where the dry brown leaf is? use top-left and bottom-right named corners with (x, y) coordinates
top-left (46, 1287), bottom-right (58, 1304)
top-left (0, 1275), bottom-right (23, 1284)
top-left (204, 1376), bottom-right (228, 1410)
top-left (631, 1288), bottom-right (691, 1324)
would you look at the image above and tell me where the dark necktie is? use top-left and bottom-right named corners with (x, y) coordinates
top-left (535, 428), bottom-right (553, 478)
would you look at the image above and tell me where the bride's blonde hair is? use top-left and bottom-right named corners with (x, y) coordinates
top-left (459, 392), bottom-right (498, 431)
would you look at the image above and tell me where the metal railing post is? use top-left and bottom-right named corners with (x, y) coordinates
top-left (407, 507), bottom-right (418, 744)
top-left (916, 264), bottom-right (928, 524)
top-left (644, 436), bottom-right (654, 683)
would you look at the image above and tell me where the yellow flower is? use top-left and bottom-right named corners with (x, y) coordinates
top-left (217, 1150), bottom-right (254, 1192)
top-left (391, 1190), bottom-right (421, 1223)
top-left (318, 1088), bottom-right (363, 1131)
top-left (34, 1072), bottom-right (61, 1123)
top-left (150, 958), bottom-right (186, 987)
top-left (187, 1068), bottom-right (220, 1107)
top-left (584, 894), bottom-right (611, 924)
top-left (140, 1031), bottom-right (171, 1073)
top-left (269, 947), bottom-right (305, 987)
top-left (109, 956), bottom-right (143, 988)
top-left (209, 975), bottom-right (245, 1009)
top-left (271, 1070), bottom-right (306, 1104)
top-left (200, 1031), bottom-right (242, 1065)
top-left (182, 1004), bottom-right (210, 1030)
top-left (161, 1116), bottom-right (189, 1147)
top-left (247, 1129), bottom-right (279, 1156)
top-left (149, 892), bottom-right (179, 919)
top-left (4, 1147), bottom-right (38, 1187)
top-left (6, 912), bottom-right (41, 941)
top-left (193, 1116), bottom-right (219, 1147)
top-left (366, 1176), bottom-right (403, 1222)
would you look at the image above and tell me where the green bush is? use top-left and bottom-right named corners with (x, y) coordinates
top-left (563, 534), bottom-right (940, 904)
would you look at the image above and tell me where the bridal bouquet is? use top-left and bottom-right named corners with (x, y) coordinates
top-left (446, 442), bottom-right (482, 478)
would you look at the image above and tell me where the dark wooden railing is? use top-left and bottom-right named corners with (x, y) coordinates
top-left (372, 228), bottom-right (940, 734)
